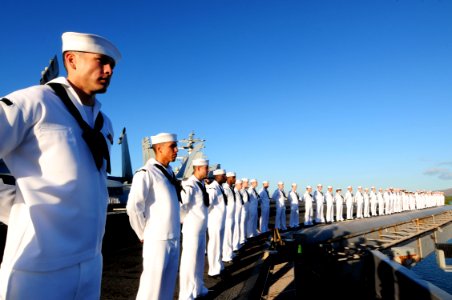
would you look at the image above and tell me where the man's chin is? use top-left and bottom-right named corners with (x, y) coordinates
top-left (94, 87), bottom-right (108, 94)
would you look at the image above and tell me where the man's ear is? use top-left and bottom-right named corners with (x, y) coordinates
top-left (64, 52), bottom-right (77, 71)
top-left (155, 144), bottom-right (162, 155)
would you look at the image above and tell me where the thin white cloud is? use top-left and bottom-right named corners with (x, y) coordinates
top-left (439, 161), bottom-right (452, 166)
top-left (424, 168), bottom-right (452, 180)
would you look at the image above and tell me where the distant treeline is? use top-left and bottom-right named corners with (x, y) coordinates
top-left (446, 196), bottom-right (452, 205)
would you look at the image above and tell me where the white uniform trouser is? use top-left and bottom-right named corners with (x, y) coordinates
top-left (233, 205), bottom-right (242, 251)
top-left (378, 200), bottom-right (384, 215)
top-left (315, 201), bottom-right (325, 223)
top-left (207, 224), bottom-right (224, 276)
top-left (259, 205), bottom-right (269, 233)
top-left (244, 203), bottom-right (252, 238)
top-left (0, 254), bottom-right (102, 300)
top-left (137, 239), bottom-right (179, 300)
top-left (336, 201), bottom-right (343, 221)
top-left (179, 233), bottom-right (208, 300)
top-left (289, 203), bottom-right (299, 227)
top-left (222, 218), bottom-right (234, 262)
top-left (371, 201), bottom-right (377, 216)
top-left (239, 206), bottom-right (247, 244)
top-left (325, 202), bottom-right (334, 222)
top-left (346, 202), bottom-right (353, 219)
top-left (275, 204), bottom-right (286, 230)
top-left (364, 199), bottom-right (370, 217)
top-left (356, 201), bottom-right (363, 218)
top-left (304, 202), bottom-right (313, 225)
top-left (248, 203), bottom-right (258, 237)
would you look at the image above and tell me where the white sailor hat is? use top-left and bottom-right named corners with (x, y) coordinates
top-left (306, 185), bottom-right (312, 189)
top-left (277, 181), bottom-right (284, 185)
top-left (327, 186), bottom-right (332, 189)
top-left (213, 169), bottom-right (226, 176)
top-left (235, 179), bottom-right (242, 184)
top-left (347, 186), bottom-right (352, 189)
top-left (226, 172), bottom-right (236, 177)
top-left (192, 158), bottom-right (209, 166)
top-left (62, 32), bottom-right (121, 63)
top-left (242, 178), bottom-right (249, 182)
top-left (358, 186), bottom-right (362, 189)
top-left (317, 184), bottom-right (322, 187)
top-left (250, 179), bottom-right (257, 183)
top-left (291, 183), bottom-right (297, 186)
top-left (262, 181), bottom-right (269, 184)
top-left (151, 133), bottom-right (177, 145)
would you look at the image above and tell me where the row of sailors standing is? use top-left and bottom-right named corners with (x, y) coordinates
top-left (125, 133), bottom-right (445, 300)
top-left (126, 132), bottom-right (273, 300)
top-left (273, 183), bottom-right (446, 227)
top-left (207, 170), bottom-right (271, 273)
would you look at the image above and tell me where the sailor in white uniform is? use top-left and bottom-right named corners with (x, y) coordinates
top-left (325, 186), bottom-right (335, 223)
top-left (355, 186), bottom-right (364, 219)
top-left (240, 178), bottom-right (250, 241)
top-left (394, 189), bottom-right (401, 213)
top-left (383, 188), bottom-right (391, 215)
top-left (414, 191), bottom-right (420, 210)
top-left (222, 172), bottom-right (236, 263)
top-left (377, 188), bottom-right (385, 216)
top-left (288, 183), bottom-right (301, 228)
top-left (303, 186), bottom-right (314, 226)
top-left (233, 180), bottom-right (244, 251)
top-left (363, 187), bottom-right (370, 218)
top-left (206, 169), bottom-right (227, 277)
top-left (401, 190), bottom-right (409, 211)
top-left (127, 133), bottom-right (180, 300)
top-left (370, 187), bottom-right (377, 217)
top-left (314, 184), bottom-right (325, 223)
top-left (258, 181), bottom-right (271, 233)
top-left (409, 191), bottom-right (416, 210)
top-left (345, 186), bottom-right (354, 220)
top-left (179, 158), bottom-right (210, 300)
top-left (388, 187), bottom-right (395, 214)
top-left (335, 189), bottom-right (344, 221)
top-left (0, 32), bottom-right (120, 299)
top-left (248, 179), bottom-right (260, 237)
top-left (272, 182), bottom-right (287, 230)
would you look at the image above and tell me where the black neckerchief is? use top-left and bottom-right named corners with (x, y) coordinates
top-left (281, 190), bottom-right (286, 198)
top-left (229, 185), bottom-right (236, 203)
top-left (218, 184), bottom-right (228, 205)
top-left (253, 188), bottom-right (261, 199)
top-left (48, 83), bottom-right (111, 173)
top-left (153, 163), bottom-right (182, 203)
top-left (236, 189), bottom-right (244, 205)
top-left (195, 180), bottom-right (210, 207)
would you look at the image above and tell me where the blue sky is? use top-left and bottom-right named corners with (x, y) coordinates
top-left (1, 0), bottom-right (451, 192)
